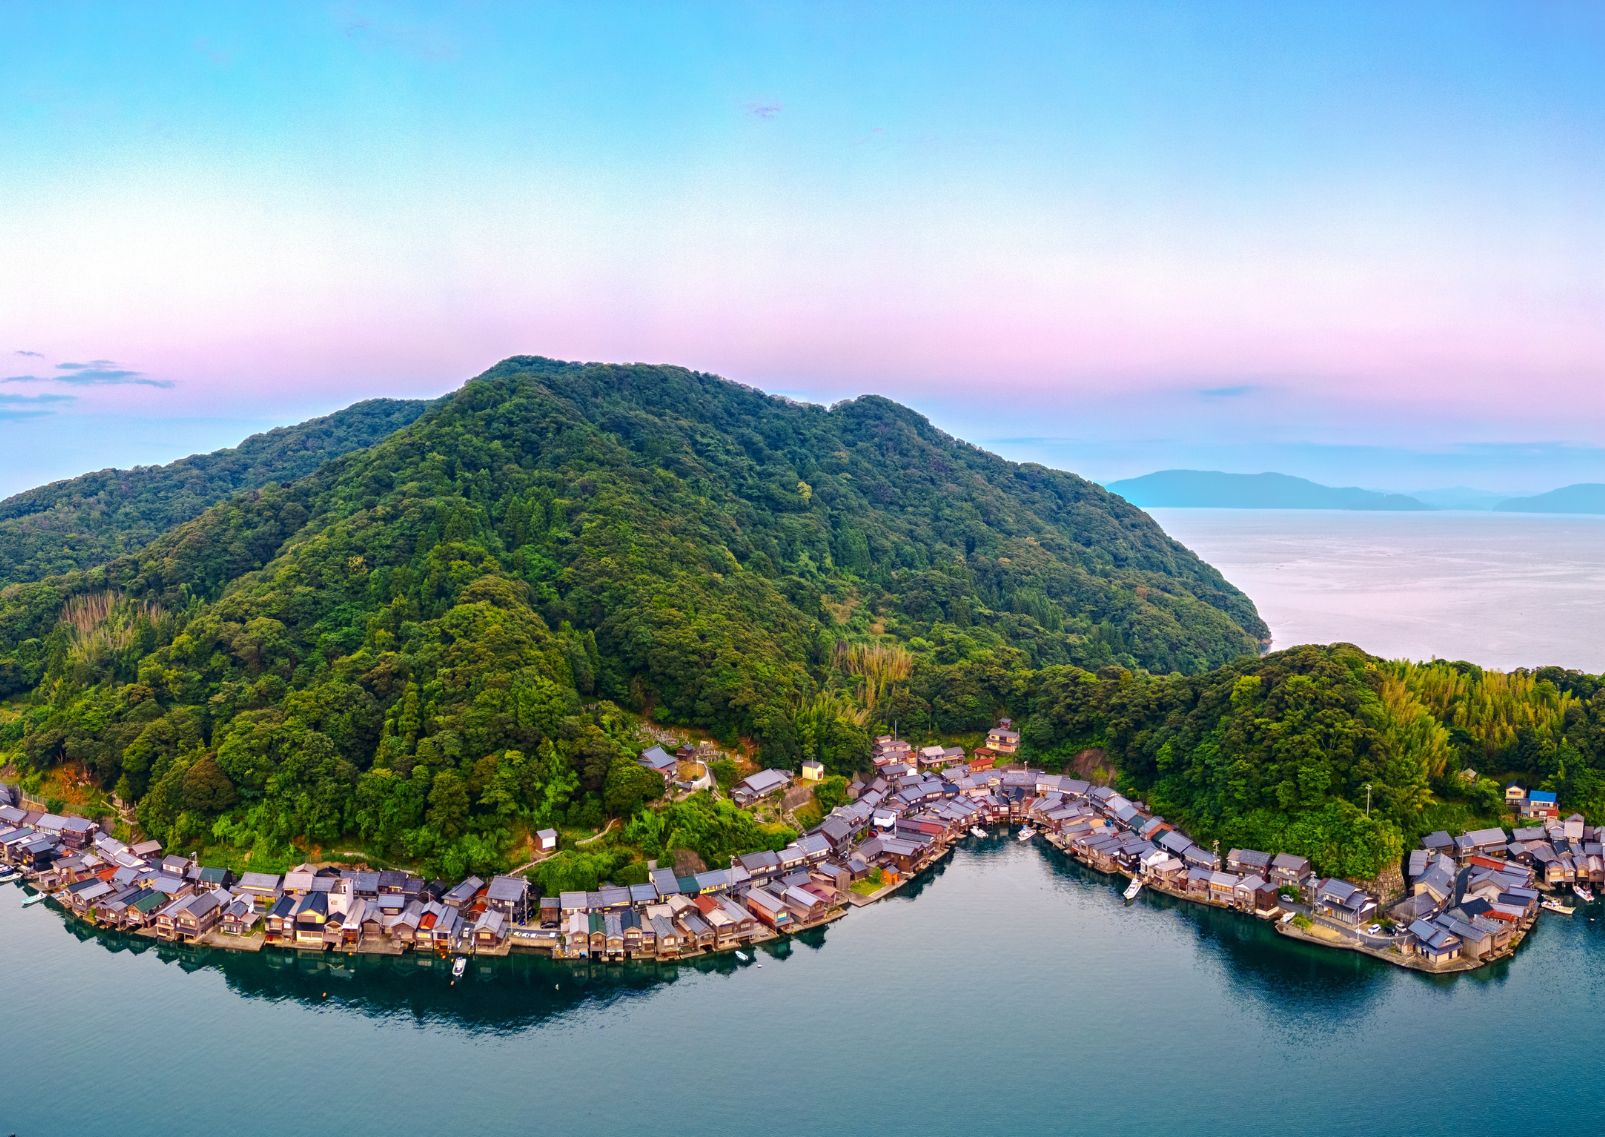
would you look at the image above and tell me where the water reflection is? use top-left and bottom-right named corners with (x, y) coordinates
top-left (886, 849), bottom-right (955, 903)
top-left (51, 902), bottom-right (834, 1031)
top-left (1029, 843), bottom-right (1426, 1024)
top-left (35, 840), bottom-right (1518, 1034)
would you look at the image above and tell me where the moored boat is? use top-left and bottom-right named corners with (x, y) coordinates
top-left (1543, 898), bottom-right (1576, 916)
top-left (451, 956), bottom-right (467, 980)
top-left (1016, 826), bottom-right (1034, 842)
top-left (0, 869), bottom-right (19, 884)
top-left (970, 826), bottom-right (988, 839)
top-left (1573, 884), bottom-right (1595, 903)
top-left (1123, 878), bottom-right (1143, 902)
top-left (735, 950), bottom-right (750, 962)
top-left (22, 891), bottom-right (48, 907)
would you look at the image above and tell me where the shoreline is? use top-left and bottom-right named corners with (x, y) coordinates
top-left (1032, 831), bottom-right (1537, 976)
top-left (0, 761), bottom-right (1573, 980)
top-left (5, 826), bottom-right (1544, 980)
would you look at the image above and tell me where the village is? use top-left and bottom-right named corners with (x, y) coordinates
top-left (0, 722), bottom-right (1593, 975)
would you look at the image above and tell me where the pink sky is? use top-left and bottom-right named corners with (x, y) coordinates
top-left (2, 2), bottom-right (1601, 495)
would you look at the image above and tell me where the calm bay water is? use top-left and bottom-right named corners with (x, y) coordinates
top-left (7, 842), bottom-right (1605, 1137)
top-left (1151, 508), bottom-right (1605, 672)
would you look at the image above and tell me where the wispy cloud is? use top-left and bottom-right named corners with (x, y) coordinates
top-left (747, 101), bottom-right (783, 120)
top-left (193, 35), bottom-right (233, 66)
top-left (0, 391), bottom-right (72, 420)
top-left (60, 368), bottom-right (175, 388)
top-left (851, 126), bottom-right (892, 150)
top-left (340, 12), bottom-right (457, 61)
top-left (14, 349), bottom-right (44, 358)
top-left (1198, 384), bottom-right (1259, 399)
top-left (0, 392), bottom-right (76, 406)
top-left (4, 364), bottom-right (174, 388)
top-left (1449, 440), bottom-right (1605, 459)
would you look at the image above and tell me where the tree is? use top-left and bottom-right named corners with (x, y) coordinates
top-left (426, 769), bottom-right (470, 840)
top-left (181, 754), bottom-right (237, 814)
top-left (604, 759), bottom-right (664, 818)
top-left (814, 775), bottom-right (849, 812)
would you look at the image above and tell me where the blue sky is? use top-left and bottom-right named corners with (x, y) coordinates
top-left (2, 1), bottom-right (1601, 497)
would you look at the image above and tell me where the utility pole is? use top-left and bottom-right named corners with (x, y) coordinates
top-left (1364, 783), bottom-right (1372, 817)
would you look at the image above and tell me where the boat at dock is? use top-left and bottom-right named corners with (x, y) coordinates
top-left (0, 869), bottom-right (19, 884)
top-left (1573, 884), bottom-right (1595, 903)
top-left (451, 956), bottom-right (467, 980)
top-left (22, 891), bottom-right (48, 908)
top-left (970, 826), bottom-right (988, 839)
top-left (1123, 878), bottom-right (1143, 902)
top-left (1016, 826), bottom-right (1035, 842)
top-left (1543, 898), bottom-right (1576, 915)
top-left (735, 950), bottom-right (750, 961)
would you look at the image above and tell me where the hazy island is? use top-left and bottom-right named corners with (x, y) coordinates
top-left (1106, 469), bottom-right (1434, 511)
top-left (1494, 484), bottom-right (1605, 515)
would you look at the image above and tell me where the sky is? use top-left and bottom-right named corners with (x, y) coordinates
top-left (2, 1), bottom-right (1602, 498)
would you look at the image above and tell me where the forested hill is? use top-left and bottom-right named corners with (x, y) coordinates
top-left (0, 397), bottom-right (431, 586)
top-left (1026, 643), bottom-right (1605, 881)
top-left (0, 356), bottom-right (1265, 876)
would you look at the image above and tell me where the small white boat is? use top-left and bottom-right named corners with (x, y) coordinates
top-left (1123, 878), bottom-right (1143, 902)
top-left (451, 956), bottom-right (467, 980)
top-left (1016, 826), bottom-right (1035, 842)
top-left (970, 826), bottom-right (988, 839)
top-left (1574, 884), bottom-right (1595, 903)
top-left (0, 869), bottom-right (19, 884)
top-left (22, 891), bottom-right (47, 907)
top-left (1543, 898), bottom-right (1576, 916)
top-left (735, 950), bottom-right (750, 962)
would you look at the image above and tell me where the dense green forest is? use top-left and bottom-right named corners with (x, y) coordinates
top-left (0, 357), bottom-right (1266, 878)
top-left (1025, 644), bottom-right (1605, 879)
top-left (3, 358), bottom-right (1600, 887)
top-left (0, 397), bottom-right (430, 586)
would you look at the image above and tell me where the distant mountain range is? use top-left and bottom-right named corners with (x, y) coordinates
top-left (1107, 470), bottom-right (1605, 515)
top-left (1493, 484), bottom-right (1605, 515)
top-left (1106, 470), bottom-right (1432, 511)
top-left (1408, 486), bottom-right (1510, 511)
